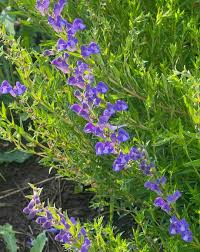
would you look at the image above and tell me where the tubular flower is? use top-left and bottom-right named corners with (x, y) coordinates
top-left (166, 190), bottom-right (182, 204)
top-left (154, 197), bottom-right (171, 213)
top-left (169, 216), bottom-right (192, 242)
top-left (53, 0), bottom-right (67, 17)
top-left (34, 0), bottom-right (193, 243)
top-left (0, 80), bottom-right (26, 97)
top-left (23, 187), bottom-right (91, 251)
top-left (36, 0), bottom-right (50, 16)
top-left (51, 53), bottom-right (70, 73)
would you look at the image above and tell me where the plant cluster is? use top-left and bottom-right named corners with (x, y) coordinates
top-left (0, 0), bottom-right (199, 251)
top-left (23, 185), bottom-right (91, 252)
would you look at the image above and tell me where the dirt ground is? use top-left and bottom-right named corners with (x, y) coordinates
top-left (0, 137), bottom-right (135, 252)
top-left (0, 158), bottom-right (95, 252)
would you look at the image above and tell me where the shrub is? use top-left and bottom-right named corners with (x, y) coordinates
top-left (0, 0), bottom-right (199, 251)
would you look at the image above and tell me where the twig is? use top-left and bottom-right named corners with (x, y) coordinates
top-left (0, 176), bottom-right (62, 200)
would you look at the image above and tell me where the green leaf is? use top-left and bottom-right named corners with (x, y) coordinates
top-left (1, 101), bottom-right (7, 119)
top-left (0, 9), bottom-right (15, 36)
top-left (0, 224), bottom-right (18, 252)
top-left (0, 150), bottom-right (32, 164)
top-left (30, 231), bottom-right (47, 252)
top-left (184, 159), bottom-right (200, 167)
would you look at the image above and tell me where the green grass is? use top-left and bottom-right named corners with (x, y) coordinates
top-left (0, 0), bottom-right (200, 251)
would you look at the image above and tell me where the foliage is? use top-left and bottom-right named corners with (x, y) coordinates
top-left (30, 231), bottom-right (47, 252)
top-left (0, 149), bottom-right (31, 164)
top-left (0, 223), bottom-right (47, 252)
top-left (0, 0), bottom-right (200, 251)
top-left (0, 224), bottom-right (18, 252)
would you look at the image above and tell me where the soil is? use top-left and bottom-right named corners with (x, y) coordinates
top-left (0, 157), bottom-right (95, 252)
top-left (0, 140), bottom-right (135, 252)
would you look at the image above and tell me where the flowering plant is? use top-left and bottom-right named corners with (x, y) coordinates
top-left (0, 0), bottom-right (199, 251)
top-left (23, 185), bottom-right (91, 252)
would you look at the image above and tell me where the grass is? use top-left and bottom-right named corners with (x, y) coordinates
top-left (0, 0), bottom-right (200, 251)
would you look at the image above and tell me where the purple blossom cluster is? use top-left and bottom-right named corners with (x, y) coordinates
top-left (36, 0), bottom-right (50, 16)
top-left (36, 1), bottom-right (152, 176)
top-left (23, 188), bottom-right (91, 252)
top-left (169, 216), bottom-right (193, 242)
top-left (0, 80), bottom-right (26, 97)
top-left (144, 178), bottom-right (192, 242)
top-left (34, 0), bottom-right (193, 244)
top-left (144, 178), bottom-right (181, 214)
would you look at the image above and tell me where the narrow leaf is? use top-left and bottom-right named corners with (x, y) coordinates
top-left (0, 224), bottom-right (18, 252)
top-left (30, 231), bottom-right (47, 252)
top-left (184, 159), bottom-right (200, 167)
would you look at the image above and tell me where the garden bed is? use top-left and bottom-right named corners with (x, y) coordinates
top-left (0, 158), bottom-right (94, 251)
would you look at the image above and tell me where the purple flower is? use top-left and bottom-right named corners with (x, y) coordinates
top-left (117, 128), bottom-right (130, 142)
top-left (155, 176), bottom-right (167, 185)
top-left (88, 42), bottom-right (100, 54)
top-left (154, 197), bottom-right (171, 213)
top-left (84, 123), bottom-right (104, 138)
top-left (57, 37), bottom-right (78, 52)
top-left (74, 90), bottom-right (82, 101)
top-left (36, 217), bottom-right (47, 224)
top-left (66, 22), bottom-right (76, 36)
top-left (129, 147), bottom-right (143, 161)
top-left (114, 100), bottom-right (128, 111)
top-left (169, 216), bottom-right (193, 242)
top-left (23, 207), bottom-right (30, 215)
top-left (73, 18), bottom-right (86, 32)
top-left (13, 81), bottom-right (27, 96)
top-left (181, 230), bottom-right (193, 242)
top-left (53, 0), bottom-right (67, 17)
top-left (81, 42), bottom-right (100, 57)
top-left (169, 216), bottom-right (179, 235)
top-left (51, 56), bottom-right (69, 73)
top-left (42, 221), bottom-right (52, 229)
top-left (28, 209), bottom-right (38, 219)
top-left (112, 152), bottom-right (130, 171)
top-left (178, 219), bottom-right (190, 233)
top-left (27, 200), bottom-right (35, 210)
top-left (144, 181), bottom-right (162, 195)
top-left (84, 123), bottom-right (96, 134)
top-left (84, 73), bottom-right (94, 84)
top-left (55, 230), bottom-right (72, 243)
top-left (70, 104), bottom-right (82, 114)
top-left (80, 227), bottom-right (87, 236)
top-left (95, 142), bottom-right (115, 155)
top-left (70, 217), bottom-right (77, 225)
top-left (43, 50), bottom-right (55, 56)
top-left (103, 102), bottom-right (116, 118)
top-left (23, 196), bottom-right (41, 220)
top-left (24, 188), bottom-right (91, 248)
top-left (74, 61), bottom-right (89, 75)
top-left (48, 16), bottom-right (66, 32)
top-left (36, 0), bottom-right (50, 16)
top-left (57, 39), bottom-right (68, 50)
top-left (98, 115), bottom-right (110, 124)
top-left (84, 85), bottom-right (102, 106)
top-left (80, 238), bottom-right (91, 252)
top-left (70, 104), bottom-right (90, 120)
top-left (96, 81), bottom-right (108, 94)
top-left (139, 160), bottom-right (154, 175)
top-left (0, 80), bottom-right (26, 97)
top-left (68, 76), bottom-right (85, 89)
top-left (81, 45), bottom-right (91, 58)
top-left (0, 80), bottom-right (14, 95)
top-left (166, 190), bottom-right (182, 204)
top-left (66, 37), bottom-right (78, 52)
top-left (46, 228), bottom-right (59, 234)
